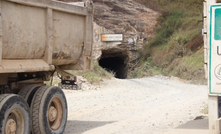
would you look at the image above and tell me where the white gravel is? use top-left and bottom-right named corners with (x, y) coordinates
top-left (63, 76), bottom-right (208, 134)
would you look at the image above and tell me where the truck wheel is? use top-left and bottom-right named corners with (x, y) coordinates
top-left (0, 94), bottom-right (31, 134)
top-left (18, 85), bottom-right (40, 107)
top-left (31, 86), bottom-right (67, 134)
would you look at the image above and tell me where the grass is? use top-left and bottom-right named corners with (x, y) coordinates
top-left (66, 60), bottom-right (114, 84)
top-left (200, 103), bottom-right (208, 114)
top-left (142, 11), bottom-right (184, 59)
top-left (127, 57), bottom-right (161, 78)
top-left (129, 0), bottom-right (206, 84)
top-left (47, 0), bottom-right (205, 85)
top-left (164, 50), bottom-right (206, 84)
top-left (44, 60), bottom-right (114, 86)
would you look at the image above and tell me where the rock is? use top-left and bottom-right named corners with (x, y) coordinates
top-left (93, 0), bottom-right (159, 43)
top-left (58, 0), bottom-right (160, 76)
top-left (194, 115), bottom-right (205, 120)
top-left (75, 76), bottom-right (100, 90)
top-left (92, 0), bottom-right (160, 72)
top-left (179, 121), bottom-right (183, 125)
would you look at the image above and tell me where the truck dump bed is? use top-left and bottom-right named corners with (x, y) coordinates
top-left (0, 0), bottom-right (93, 73)
top-left (0, 1), bottom-right (94, 134)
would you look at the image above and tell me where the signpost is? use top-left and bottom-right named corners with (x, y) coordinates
top-left (209, 4), bottom-right (221, 95)
top-left (208, 1), bottom-right (221, 134)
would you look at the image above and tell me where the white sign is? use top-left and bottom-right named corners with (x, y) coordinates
top-left (101, 34), bottom-right (123, 42)
top-left (209, 4), bottom-right (221, 95)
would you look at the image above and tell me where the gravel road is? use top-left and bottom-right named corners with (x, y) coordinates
top-left (63, 76), bottom-right (208, 134)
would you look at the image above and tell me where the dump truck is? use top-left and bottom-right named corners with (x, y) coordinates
top-left (0, 0), bottom-right (93, 133)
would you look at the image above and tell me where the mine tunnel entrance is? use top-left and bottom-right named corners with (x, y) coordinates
top-left (99, 49), bottom-right (128, 79)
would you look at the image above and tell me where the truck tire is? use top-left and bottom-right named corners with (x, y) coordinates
top-left (0, 94), bottom-right (31, 134)
top-left (31, 86), bottom-right (67, 134)
top-left (18, 85), bottom-right (40, 107)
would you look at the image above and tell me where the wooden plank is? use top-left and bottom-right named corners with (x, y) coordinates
top-left (207, 0), bottom-right (216, 55)
top-left (216, 118), bottom-right (221, 134)
top-left (205, 63), bottom-right (208, 79)
top-left (44, 8), bottom-right (53, 64)
top-left (207, 2), bottom-right (219, 134)
top-left (204, 0), bottom-right (208, 81)
top-left (209, 96), bottom-right (219, 134)
top-left (6, 0), bottom-right (90, 16)
top-left (204, 48), bottom-right (208, 63)
top-left (204, 34), bottom-right (208, 49)
top-left (204, 18), bottom-right (207, 34)
top-left (204, 1), bottom-right (207, 18)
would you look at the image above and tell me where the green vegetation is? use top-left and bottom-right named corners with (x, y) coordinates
top-left (128, 57), bottom-right (161, 78)
top-left (45, 61), bottom-right (114, 85)
top-left (67, 61), bottom-right (114, 84)
top-left (47, 0), bottom-right (206, 85)
top-left (142, 11), bottom-right (184, 59)
top-left (130, 0), bottom-right (206, 84)
top-left (200, 102), bottom-right (208, 114)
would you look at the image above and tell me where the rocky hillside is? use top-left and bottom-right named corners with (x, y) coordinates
top-left (59, 0), bottom-right (160, 78)
top-left (92, 0), bottom-right (160, 78)
top-left (93, 0), bottom-right (159, 44)
top-left (128, 0), bottom-right (205, 84)
top-left (60, 0), bottom-right (205, 83)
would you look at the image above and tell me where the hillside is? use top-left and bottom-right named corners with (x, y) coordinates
top-left (128, 0), bottom-right (205, 84)
top-left (60, 0), bottom-right (205, 84)
top-left (92, 0), bottom-right (160, 79)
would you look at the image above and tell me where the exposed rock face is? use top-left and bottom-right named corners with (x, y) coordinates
top-left (58, 0), bottom-right (159, 78)
top-left (57, 0), bottom-right (159, 44)
top-left (93, 0), bottom-right (159, 45)
top-left (92, 0), bottom-right (159, 77)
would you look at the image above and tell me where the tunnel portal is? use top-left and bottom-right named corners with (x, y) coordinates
top-left (99, 49), bottom-right (128, 79)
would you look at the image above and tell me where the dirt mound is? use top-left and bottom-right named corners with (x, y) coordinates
top-left (184, 35), bottom-right (204, 51)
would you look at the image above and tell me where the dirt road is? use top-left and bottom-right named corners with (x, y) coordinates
top-left (63, 76), bottom-right (208, 134)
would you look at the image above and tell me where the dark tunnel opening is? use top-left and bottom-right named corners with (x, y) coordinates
top-left (99, 50), bottom-right (128, 79)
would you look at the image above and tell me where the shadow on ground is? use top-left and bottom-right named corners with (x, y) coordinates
top-left (176, 118), bottom-right (208, 130)
top-left (63, 120), bottom-right (115, 134)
